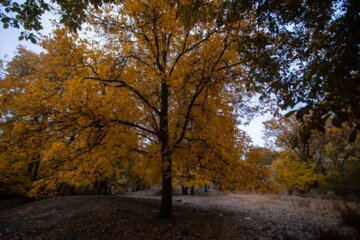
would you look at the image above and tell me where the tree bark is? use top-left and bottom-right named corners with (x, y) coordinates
top-left (218, 183), bottom-right (223, 192)
top-left (159, 82), bottom-right (172, 218)
top-left (190, 185), bottom-right (195, 195)
top-left (159, 154), bottom-right (172, 218)
top-left (181, 185), bottom-right (188, 195)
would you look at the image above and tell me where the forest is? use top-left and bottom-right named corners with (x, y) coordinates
top-left (0, 0), bottom-right (359, 239)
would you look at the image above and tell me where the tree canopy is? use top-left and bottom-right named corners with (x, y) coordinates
top-left (0, 0), bottom-right (359, 218)
top-left (0, 0), bottom-right (273, 218)
top-left (2, 0), bottom-right (358, 136)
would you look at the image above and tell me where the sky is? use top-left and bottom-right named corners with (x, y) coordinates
top-left (240, 114), bottom-right (272, 146)
top-left (0, 10), bottom-right (55, 59)
top-left (0, 15), bottom-right (271, 147)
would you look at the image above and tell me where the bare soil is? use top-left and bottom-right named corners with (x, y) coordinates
top-left (0, 191), bottom-right (359, 240)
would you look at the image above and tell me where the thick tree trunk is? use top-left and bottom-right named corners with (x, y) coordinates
top-left (159, 154), bottom-right (172, 218)
top-left (159, 82), bottom-right (172, 218)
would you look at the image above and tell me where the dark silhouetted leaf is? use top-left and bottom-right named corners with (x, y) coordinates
top-left (285, 110), bottom-right (296, 118)
top-left (332, 117), bottom-right (344, 128)
top-left (349, 130), bottom-right (357, 143)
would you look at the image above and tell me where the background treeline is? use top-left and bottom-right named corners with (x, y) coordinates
top-left (263, 116), bottom-right (360, 197)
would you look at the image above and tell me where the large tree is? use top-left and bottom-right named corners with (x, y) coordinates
top-left (78, 0), bottom-right (263, 218)
top-left (1, 1), bottom-right (270, 218)
top-left (3, 0), bottom-right (357, 216)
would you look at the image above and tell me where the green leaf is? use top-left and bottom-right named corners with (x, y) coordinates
top-left (18, 36), bottom-right (24, 41)
top-left (30, 38), bottom-right (37, 44)
top-left (3, 23), bottom-right (9, 29)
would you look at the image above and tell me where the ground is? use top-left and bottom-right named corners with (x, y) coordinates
top-left (0, 191), bottom-right (359, 240)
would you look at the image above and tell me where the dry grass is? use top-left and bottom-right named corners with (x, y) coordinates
top-left (1, 192), bottom-right (359, 239)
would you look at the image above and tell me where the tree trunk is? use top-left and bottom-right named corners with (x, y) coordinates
top-left (159, 82), bottom-right (172, 218)
top-left (159, 156), bottom-right (172, 218)
top-left (204, 184), bottom-right (209, 192)
top-left (181, 185), bottom-right (188, 195)
top-left (190, 185), bottom-right (195, 195)
top-left (28, 154), bottom-right (40, 180)
top-left (32, 161), bottom-right (40, 179)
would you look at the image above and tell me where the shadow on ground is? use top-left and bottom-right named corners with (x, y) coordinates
top-left (0, 193), bottom-right (359, 240)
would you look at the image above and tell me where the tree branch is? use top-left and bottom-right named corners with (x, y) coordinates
top-left (173, 78), bottom-right (208, 148)
top-left (84, 76), bottom-right (160, 116)
top-left (110, 119), bottom-right (157, 136)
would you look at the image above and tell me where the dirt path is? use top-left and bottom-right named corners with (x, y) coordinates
top-left (0, 193), bottom-right (359, 239)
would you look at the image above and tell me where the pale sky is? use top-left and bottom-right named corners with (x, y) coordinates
top-left (240, 114), bottom-right (271, 146)
top-left (0, 17), bottom-right (270, 147)
top-left (0, 11), bottom-right (55, 58)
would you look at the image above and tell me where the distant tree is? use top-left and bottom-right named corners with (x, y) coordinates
top-left (265, 115), bottom-right (360, 195)
top-left (271, 150), bottom-right (326, 194)
top-left (264, 117), bottom-right (328, 166)
top-left (246, 146), bottom-right (277, 166)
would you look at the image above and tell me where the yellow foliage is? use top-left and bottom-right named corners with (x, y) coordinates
top-left (271, 151), bottom-right (325, 193)
top-left (0, 1), bottom-right (268, 199)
